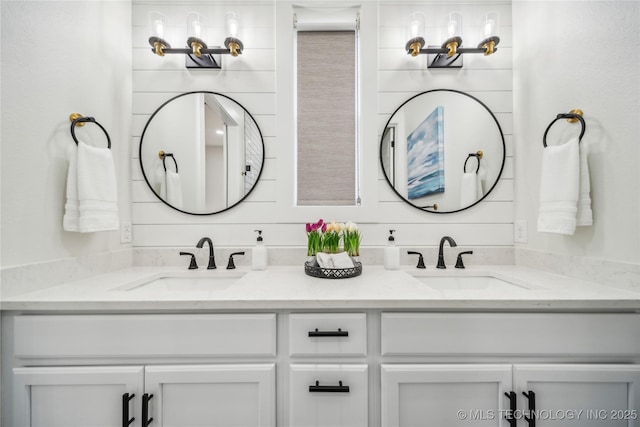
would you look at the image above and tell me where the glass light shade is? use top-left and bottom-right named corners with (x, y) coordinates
top-left (187, 12), bottom-right (206, 40)
top-left (225, 12), bottom-right (240, 39)
top-left (407, 12), bottom-right (425, 40)
top-left (482, 11), bottom-right (499, 38)
top-left (149, 12), bottom-right (168, 40)
top-left (445, 11), bottom-right (463, 39)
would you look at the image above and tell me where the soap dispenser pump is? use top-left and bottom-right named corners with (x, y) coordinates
top-left (384, 230), bottom-right (400, 270)
top-left (252, 230), bottom-right (267, 271)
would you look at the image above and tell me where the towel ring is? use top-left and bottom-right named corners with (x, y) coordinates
top-left (159, 151), bottom-right (178, 173)
top-left (543, 111), bottom-right (585, 147)
top-left (70, 115), bottom-right (111, 149)
top-left (463, 150), bottom-right (483, 173)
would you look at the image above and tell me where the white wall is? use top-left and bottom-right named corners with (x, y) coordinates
top-left (132, 0), bottom-right (513, 251)
top-left (1, 1), bottom-right (133, 268)
top-left (513, 1), bottom-right (640, 265)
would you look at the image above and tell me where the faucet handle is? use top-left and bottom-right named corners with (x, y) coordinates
top-left (179, 252), bottom-right (198, 270)
top-left (407, 251), bottom-right (426, 269)
top-left (226, 251), bottom-right (245, 270)
top-left (455, 251), bottom-right (473, 269)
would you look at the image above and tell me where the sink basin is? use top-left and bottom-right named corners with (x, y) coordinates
top-left (115, 271), bottom-right (247, 294)
top-left (408, 273), bottom-right (536, 292)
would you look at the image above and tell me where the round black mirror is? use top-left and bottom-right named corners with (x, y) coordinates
top-left (140, 91), bottom-right (264, 215)
top-left (380, 89), bottom-right (505, 213)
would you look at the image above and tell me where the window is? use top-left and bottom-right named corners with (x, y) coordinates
top-left (295, 17), bottom-right (360, 206)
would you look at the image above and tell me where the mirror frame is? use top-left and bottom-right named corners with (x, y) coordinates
top-left (139, 91), bottom-right (265, 215)
top-left (380, 88), bottom-right (506, 214)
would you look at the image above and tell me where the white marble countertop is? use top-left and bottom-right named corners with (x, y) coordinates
top-left (2, 265), bottom-right (639, 311)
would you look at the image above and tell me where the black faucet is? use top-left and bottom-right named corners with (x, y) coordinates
top-left (196, 237), bottom-right (216, 269)
top-left (437, 236), bottom-right (457, 269)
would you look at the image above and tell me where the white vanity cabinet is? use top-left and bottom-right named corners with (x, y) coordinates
top-left (288, 313), bottom-right (368, 427)
top-left (9, 314), bottom-right (277, 427)
top-left (13, 366), bottom-right (144, 427)
top-left (380, 312), bottom-right (640, 427)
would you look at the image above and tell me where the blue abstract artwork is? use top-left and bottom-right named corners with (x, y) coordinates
top-left (407, 106), bottom-right (445, 199)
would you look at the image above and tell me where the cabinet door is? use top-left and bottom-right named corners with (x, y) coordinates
top-left (144, 364), bottom-right (275, 427)
top-left (289, 364), bottom-right (368, 427)
top-left (513, 364), bottom-right (640, 427)
top-left (13, 366), bottom-right (144, 427)
top-left (381, 364), bottom-right (513, 427)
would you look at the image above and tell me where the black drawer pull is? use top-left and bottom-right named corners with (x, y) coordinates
top-left (122, 393), bottom-right (135, 427)
top-left (308, 328), bottom-right (349, 337)
top-left (309, 380), bottom-right (350, 393)
top-left (142, 393), bottom-right (154, 426)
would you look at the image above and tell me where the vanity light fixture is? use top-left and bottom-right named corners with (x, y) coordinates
top-left (406, 11), bottom-right (500, 68)
top-left (148, 11), bottom-right (244, 69)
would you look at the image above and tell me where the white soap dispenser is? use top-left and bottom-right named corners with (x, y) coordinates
top-left (384, 230), bottom-right (400, 270)
top-left (252, 230), bottom-right (268, 271)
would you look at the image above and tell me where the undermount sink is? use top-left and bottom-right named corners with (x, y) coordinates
top-left (408, 272), bottom-right (537, 292)
top-left (114, 271), bottom-right (247, 293)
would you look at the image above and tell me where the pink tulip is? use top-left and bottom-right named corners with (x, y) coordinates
top-left (311, 223), bottom-right (319, 232)
top-left (305, 223), bottom-right (312, 233)
top-left (321, 223), bottom-right (327, 232)
top-left (317, 219), bottom-right (324, 228)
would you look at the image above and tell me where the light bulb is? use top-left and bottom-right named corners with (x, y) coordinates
top-left (187, 12), bottom-right (205, 39)
top-left (483, 12), bottom-right (499, 38)
top-left (149, 12), bottom-right (168, 39)
top-left (446, 12), bottom-right (462, 38)
top-left (226, 12), bottom-right (239, 38)
top-left (407, 12), bottom-right (425, 40)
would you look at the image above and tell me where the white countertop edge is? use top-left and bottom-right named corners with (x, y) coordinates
top-left (1, 264), bottom-right (639, 312)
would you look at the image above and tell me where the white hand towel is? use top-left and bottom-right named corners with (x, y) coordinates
top-left (537, 137), bottom-right (579, 235)
top-left (316, 252), bottom-right (333, 268)
top-left (576, 144), bottom-right (593, 226)
top-left (165, 170), bottom-right (183, 209)
top-left (460, 172), bottom-right (478, 206)
top-left (63, 144), bottom-right (80, 232)
top-left (77, 141), bottom-right (119, 232)
top-left (331, 251), bottom-right (355, 269)
top-left (154, 162), bottom-right (166, 196)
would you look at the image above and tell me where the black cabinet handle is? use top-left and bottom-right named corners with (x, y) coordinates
top-left (523, 391), bottom-right (536, 427)
top-left (308, 328), bottom-right (349, 337)
top-left (122, 393), bottom-right (135, 427)
top-left (142, 393), bottom-right (154, 426)
top-left (309, 380), bottom-right (350, 393)
top-left (504, 391), bottom-right (517, 427)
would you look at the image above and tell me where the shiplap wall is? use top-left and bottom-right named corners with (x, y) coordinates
top-left (132, 0), bottom-right (513, 250)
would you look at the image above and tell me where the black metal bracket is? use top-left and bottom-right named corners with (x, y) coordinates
top-left (308, 328), bottom-right (349, 337)
top-left (122, 393), bottom-right (135, 427)
top-left (523, 390), bottom-right (536, 427)
top-left (186, 53), bottom-right (221, 69)
top-left (309, 380), bottom-right (350, 393)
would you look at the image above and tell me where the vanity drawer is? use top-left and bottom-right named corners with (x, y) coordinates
top-left (289, 364), bottom-right (368, 427)
top-left (289, 313), bottom-right (367, 356)
top-left (14, 314), bottom-right (276, 358)
top-left (381, 312), bottom-right (640, 357)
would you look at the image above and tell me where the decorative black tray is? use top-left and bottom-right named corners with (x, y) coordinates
top-left (304, 259), bottom-right (362, 279)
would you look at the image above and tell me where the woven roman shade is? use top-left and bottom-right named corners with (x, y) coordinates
top-left (296, 31), bottom-right (356, 206)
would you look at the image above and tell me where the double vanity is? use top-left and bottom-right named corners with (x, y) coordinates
top-left (2, 265), bottom-right (639, 426)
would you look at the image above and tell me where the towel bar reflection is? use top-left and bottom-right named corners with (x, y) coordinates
top-left (158, 150), bottom-right (179, 173)
top-left (464, 150), bottom-right (483, 173)
top-left (69, 113), bottom-right (111, 149)
top-left (543, 109), bottom-right (585, 147)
